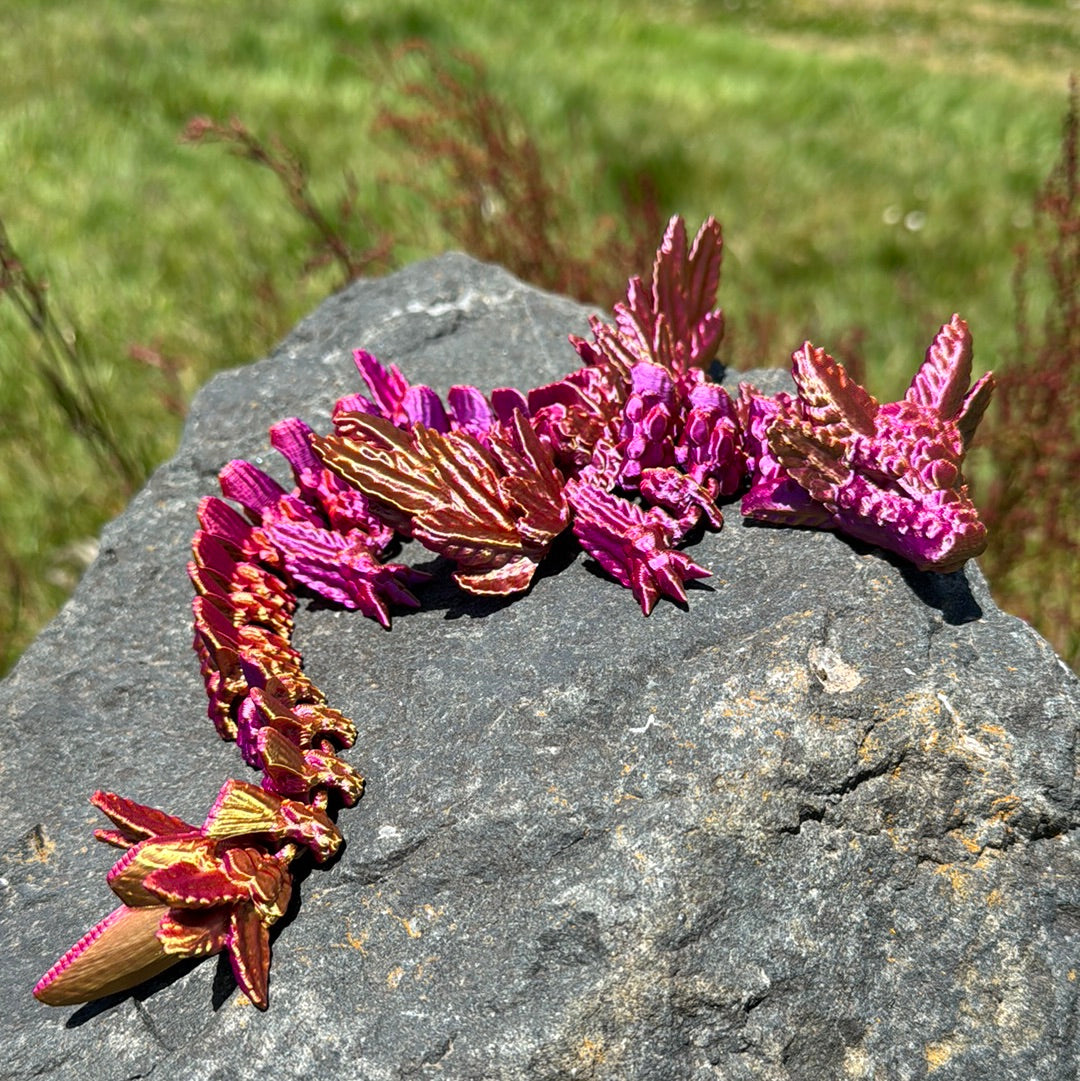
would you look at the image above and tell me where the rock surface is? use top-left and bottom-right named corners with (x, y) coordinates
top-left (2, 254), bottom-right (1078, 1081)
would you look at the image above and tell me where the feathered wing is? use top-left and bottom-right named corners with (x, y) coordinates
top-left (314, 412), bottom-right (568, 596)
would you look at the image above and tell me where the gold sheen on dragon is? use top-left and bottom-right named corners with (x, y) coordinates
top-left (33, 215), bottom-right (994, 1010)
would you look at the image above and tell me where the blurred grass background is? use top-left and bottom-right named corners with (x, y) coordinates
top-left (0, 0), bottom-right (1076, 673)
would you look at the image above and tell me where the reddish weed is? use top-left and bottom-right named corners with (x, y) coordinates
top-left (979, 77), bottom-right (1080, 667)
top-left (374, 42), bottom-right (662, 309)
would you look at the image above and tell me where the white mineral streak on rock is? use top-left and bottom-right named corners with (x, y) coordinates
top-left (808, 643), bottom-right (863, 694)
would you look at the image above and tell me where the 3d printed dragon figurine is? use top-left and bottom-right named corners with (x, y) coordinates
top-left (33, 216), bottom-right (995, 1010)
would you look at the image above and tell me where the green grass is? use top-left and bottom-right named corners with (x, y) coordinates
top-left (0, 0), bottom-right (1074, 672)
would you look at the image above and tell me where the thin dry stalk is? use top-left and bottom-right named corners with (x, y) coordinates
top-left (0, 219), bottom-right (144, 489)
top-left (128, 341), bottom-right (190, 419)
top-left (181, 116), bottom-right (394, 288)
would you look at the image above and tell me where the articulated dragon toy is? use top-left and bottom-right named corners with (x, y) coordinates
top-left (33, 216), bottom-right (994, 1010)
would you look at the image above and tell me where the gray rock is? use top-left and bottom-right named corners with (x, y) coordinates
top-left (2, 254), bottom-right (1077, 1081)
